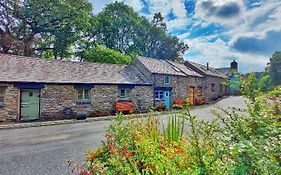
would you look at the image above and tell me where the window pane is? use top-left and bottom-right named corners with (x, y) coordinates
top-left (155, 91), bottom-right (159, 99)
top-left (164, 76), bottom-right (170, 84)
top-left (0, 88), bottom-right (4, 96)
top-left (0, 88), bottom-right (5, 102)
top-left (84, 90), bottom-right (90, 99)
top-left (125, 89), bottom-right (131, 98)
top-left (77, 90), bottom-right (83, 99)
top-left (120, 89), bottom-right (126, 98)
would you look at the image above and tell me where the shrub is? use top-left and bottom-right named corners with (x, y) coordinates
top-left (71, 96), bottom-right (280, 174)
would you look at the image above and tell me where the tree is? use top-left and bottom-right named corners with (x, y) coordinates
top-left (0, 0), bottom-right (92, 58)
top-left (87, 2), bottom-right (188, 61)
top-left (79, 45), bottom-right (132, 65)
top-left (268, 51), bottom-right (281, 86)
top-left (92, 2), bottom-right (141, 54)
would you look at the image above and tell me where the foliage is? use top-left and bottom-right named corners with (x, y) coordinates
top-left (88, 2), bottom-right (188, 61)
top-left (0, 0), bottom-right (92, 58)
top-left (73, 87), bottom-right (280, 174)
top-left (164, 114), bottom-right (185, 144)
top-left (1, 1), bottom-right (188, 63)
top-left (78, 45), bottom-right (132, 64)
top-left (268, 51), bottom-right (281, 86)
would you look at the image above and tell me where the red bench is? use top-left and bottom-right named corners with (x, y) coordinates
top-left (115, 102), bottom-right (135, 114)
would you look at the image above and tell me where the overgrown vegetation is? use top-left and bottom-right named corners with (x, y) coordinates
top-left (69, 76), bottom-right (280, 174)
top-left (0, 1), bottom-right (188, 62)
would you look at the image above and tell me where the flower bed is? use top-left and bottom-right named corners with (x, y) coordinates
top-left (71, 96), bottom-right (280, 174)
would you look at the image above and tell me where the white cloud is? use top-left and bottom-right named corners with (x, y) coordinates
top-left (147, 0), bottom-right (187, 18)
top-left (183, 37), bottom-right (267, 73)
top-left (194, 0), bottom-right (245, 27)
top-left (117, 0), bottom-right (144, 11)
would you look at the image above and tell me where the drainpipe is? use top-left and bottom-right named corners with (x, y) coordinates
top-left (153, 74), bottom-right (155, 107)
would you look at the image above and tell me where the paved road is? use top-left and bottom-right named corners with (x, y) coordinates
top-left (0, 96), bottom-right (247, 175)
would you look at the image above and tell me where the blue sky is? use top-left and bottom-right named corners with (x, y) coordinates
top-left (90, 0), bottom-right (281, 73)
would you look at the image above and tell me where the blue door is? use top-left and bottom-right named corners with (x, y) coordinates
top-left (164, 91), bottom-right (170, 109)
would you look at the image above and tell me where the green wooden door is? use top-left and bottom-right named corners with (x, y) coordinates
top-left (21, 89), bottom-right (40, 120)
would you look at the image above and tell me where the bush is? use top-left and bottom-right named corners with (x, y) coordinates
top-left (71, 96), bottom-right (280, 174)
top-left (70, 76), bottom-right (280, 174)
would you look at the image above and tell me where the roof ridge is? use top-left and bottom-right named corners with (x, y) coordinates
top-left (0, 53), bottom-right (126, 67)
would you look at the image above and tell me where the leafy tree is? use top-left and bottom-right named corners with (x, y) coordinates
top-left (268, 51), bottom-right (281, 86)
top-left (0, 0), bottom-right (92, 58)
top-left (79, 45), bottom-right (132, 65)
top-left (88, 2), bottom-right (188, 61)
top-left (92, 2), bottom-right (141, 54)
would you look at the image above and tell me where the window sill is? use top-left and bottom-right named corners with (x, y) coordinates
top-left (76, 99), bottom-right (91, 105)
top-left (119, 98), bottom-right (132, 102)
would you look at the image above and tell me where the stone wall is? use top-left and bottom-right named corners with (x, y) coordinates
top-left (40, 85), bottom-right (78, 120)
top-left (40, 84), bottom-right (153, 119)
top-left (131, 86), bottom-right (153, 112)
top-left (153, 74), bottom-right (204, 105)
top-left (0, 83), bottom-right (19, 123)
top-left (204, 76), bottom-right (227, 101)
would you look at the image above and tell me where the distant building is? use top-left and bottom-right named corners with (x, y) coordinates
top-left (216, 60), bottom-right (240, 95)
top-left (184, 61), bottom-right (229, 101)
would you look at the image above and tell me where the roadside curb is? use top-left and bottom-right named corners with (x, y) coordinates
top-left (0, 111), bottom-right (176, 130)
top-left (0, 96), bottom-right (233, 130)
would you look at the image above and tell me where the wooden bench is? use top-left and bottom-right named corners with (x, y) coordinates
top-left (115, 102), bottom-right (135, 114)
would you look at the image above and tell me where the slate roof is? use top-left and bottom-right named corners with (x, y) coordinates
top-left (166, 60), bottom-right (204, 77)
top-left (185, 61), bottom-right (228, 79)
top-left (216, 67), bottom-right (232, 77)
top-left (136, 56), bottom-right (203, 77)
top-left (0, 54), bottom-right (152, 85)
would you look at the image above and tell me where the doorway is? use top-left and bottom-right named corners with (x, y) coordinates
top-left (163, 91), bottom-right (171, 109)
top-left (20, 89), bottom-right (40, 121)
top-left (189, 87), bottom-right (195, 105)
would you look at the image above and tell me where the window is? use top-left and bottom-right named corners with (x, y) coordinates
top-left (211, 83), bottom-right (215, 92)
top-left (155, 91), bottom-right (164, 100)
top-left (220, 84), bottom-right (223, 93)
top-left (77, 89), bottom-right (91, 104)
top-left (0, 87), bottom-right (5, 107)
top-left (120, 88), bottom-right (131, 100)
top-left (164, 76), bottom-right (170, 84)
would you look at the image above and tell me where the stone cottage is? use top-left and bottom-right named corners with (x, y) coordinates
top-left (184, 61), bottom-right (229, 101)
top-left (133, 56), bottom-right (204, 109)
top-left (216, 60), bottom-right (240, 95)
top-left (0, 54), bottom-right (153, 123)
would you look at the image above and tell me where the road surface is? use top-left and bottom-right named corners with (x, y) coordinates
top-left (0, 96), bottom-right (247, 175)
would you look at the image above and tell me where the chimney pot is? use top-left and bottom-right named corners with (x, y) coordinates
top-left (207, 62), bottom-right (209, 70)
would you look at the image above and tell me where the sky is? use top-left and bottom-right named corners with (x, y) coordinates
top-left (89, 0), bottom-right (281, 73)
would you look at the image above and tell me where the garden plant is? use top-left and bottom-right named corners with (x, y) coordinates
top-left (70, 75), bottom-right (280, 175)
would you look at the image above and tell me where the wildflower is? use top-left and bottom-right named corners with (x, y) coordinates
top-left (175, 148), bottom-right (185, 155)
top-left (108, 143), bottom-right (113, 148)
top-left (159, 145), bottom-right (167, 152)
top-left (110, 149), bottom-right (115, 155)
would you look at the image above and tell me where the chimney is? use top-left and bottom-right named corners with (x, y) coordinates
top-left (206, 62), bottom-right (209, 70)
top-left (231, 60), bottom-right (238, 71)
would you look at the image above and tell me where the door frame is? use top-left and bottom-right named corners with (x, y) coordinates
top-left (163, 90), bottom-right (171, 109)
top-left (20, 89), bottom-right (41, 121)
top-left (189, 86), bottom-right (195, 106)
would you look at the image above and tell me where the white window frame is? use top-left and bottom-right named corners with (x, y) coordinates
top-left (120, 88), bottom-right (131, 100)
top-left (164, 76), bottom-right (170, 84)
top-left (76, 89), bottom-right (91, 104)
top-left (155, 91), bottom-right (164, 100)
